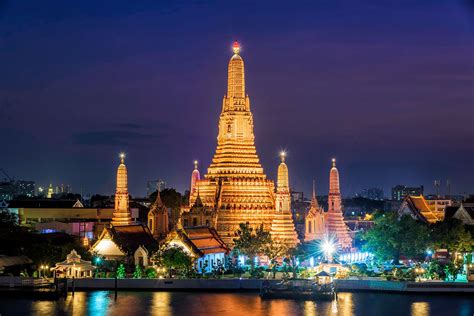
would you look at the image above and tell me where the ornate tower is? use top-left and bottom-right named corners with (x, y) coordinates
top-left (189, 160), bottom-right (200, 204)
top-left (111, 153), bottom-right (132, 226)
top-left (187, 42), bottom-right (287, 245)
top-left (325, 158), bottom-right (352, 249)
top-left (148, 191), bottom-right (169, 238)
top-left (270, 152), bottom-right (299, 248)
top-left (304, 180), bottom-right (326, 242)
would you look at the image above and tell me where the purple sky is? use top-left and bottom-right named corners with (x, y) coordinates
top-left (0, 0), bottom-right (473, 198)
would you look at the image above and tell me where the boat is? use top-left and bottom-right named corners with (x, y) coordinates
top-left (260, 278), bottom-right (336, 300)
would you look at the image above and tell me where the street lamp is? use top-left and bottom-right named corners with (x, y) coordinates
top-left (321, 239), bottom-right (336, 262)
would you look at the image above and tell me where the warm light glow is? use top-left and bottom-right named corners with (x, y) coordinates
top-left (232, 40), bottom-right (240, 54)
top-left (119, 152), bottom-right (126, 160)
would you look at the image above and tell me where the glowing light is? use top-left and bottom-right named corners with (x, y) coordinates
top-left (310, 257), bottom-right (314, 267)
top-left (232, 41), bottom-right (240, 54)
top-left (426, 249), bottom-right (433, 256)
top-left (321, 239), bottom-right (336, 259)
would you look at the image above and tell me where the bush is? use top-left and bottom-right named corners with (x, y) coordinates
top-left (145, 267), bottom-right (157, 279)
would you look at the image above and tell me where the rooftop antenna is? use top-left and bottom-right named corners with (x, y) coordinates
top-left (434, 180), bottom-right (440, 198)
top-left (446, 179), bottom-right (451, 198)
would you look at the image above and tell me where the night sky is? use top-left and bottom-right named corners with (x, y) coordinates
top-left (1, 0), bottom-right (473, 198)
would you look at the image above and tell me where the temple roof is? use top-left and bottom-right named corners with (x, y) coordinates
top-left (170, 227), bottom-right (230, 257)
top-left (400, 195), bottom-right (443, 223)
top-left (105, 224), bottom-right (158, 254)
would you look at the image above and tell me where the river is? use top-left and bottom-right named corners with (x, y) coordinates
top-left (0, 291), bottom-right (473, 316)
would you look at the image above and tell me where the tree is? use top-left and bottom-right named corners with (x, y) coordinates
top-left (430, 218), bottom-right (474, 255)
top-left (263, 240), bottom-right (288, 279)
top-left (233, 223), bottom-right (272, 270)
top-left (117, 263), bottom-right (126, 278)
top-left (361, 212), bottom-right (430, 263)
top-left (153, 246), bottom-right (193, 278)
top-left (284, 243), bottom-right (309, 279)
top-left (133, 265), bottom-right (143, 279)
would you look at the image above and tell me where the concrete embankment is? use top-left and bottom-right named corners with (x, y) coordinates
top-left (69, 278), bottom-right (277, 291)
top-left (335, 279), bottom-right (474, 293)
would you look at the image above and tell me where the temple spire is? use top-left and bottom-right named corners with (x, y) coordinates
top-left (189, 160), bottom-right (200, 204)
top-left (311, 179), bottom-right (319, 208)
top-left (277, 151), bottom-right (289, 190)
top-left (112, 153), bottom-right (132, 226)
top-left (226, 40), bottom-right (245, 101)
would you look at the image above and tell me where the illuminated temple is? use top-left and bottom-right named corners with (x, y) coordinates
top-left (184, 42), bottom-right (298, 246)
top-left (325, 159), bottom-right (352, 249)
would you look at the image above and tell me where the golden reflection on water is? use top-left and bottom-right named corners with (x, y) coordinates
top-left (336, 292), bottom-right (354, 316)
top-left (304, 300), bottom-right (317, 316)
top-left (411, 301), bottom-right (429, 316)
top-left (31, 300), bottom-right (56, 316)
top-left (150, 292), bottom-right (172, 315)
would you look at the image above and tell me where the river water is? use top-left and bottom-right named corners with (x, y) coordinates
top-left (0, 291), bottom-right (473, 316)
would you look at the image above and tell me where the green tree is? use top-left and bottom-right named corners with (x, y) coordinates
top-left (361, 212), bottom-right (430, 263)
top-left (263, 240), bottom-right (288, 279)
top-left (153, 246), bottom-right (193, 278)
top-left (284, 243), bottom-right (309, 279)
top-left (133, 265), bottom-right (143, 278)
top-left (430, 219), bottom-right (474, 255)
top-left (233, 223), bottom-right (272, 270)
top-left (117, 263), bottom-right (126, 278)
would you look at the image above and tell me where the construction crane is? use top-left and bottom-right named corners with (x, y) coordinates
top-left (0, 168), bottom-right (14, 182)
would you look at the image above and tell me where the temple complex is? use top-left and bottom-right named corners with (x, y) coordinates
top-left (270, 152), bottom-right (299, 248)
top-left (304, 180), bottom-right (326, 242)
top-left (325, 159), bottom-right (352, 249)
top-left (185, 42), bottom-right (297, 245)
top-left (111, 153), bottom-right (132, 226)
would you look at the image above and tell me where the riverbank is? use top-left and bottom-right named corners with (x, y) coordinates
top-left (1, 277), bottom-right (473, 294)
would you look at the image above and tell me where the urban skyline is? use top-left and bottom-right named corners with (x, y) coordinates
top-left (1, 1), bottom-right (473, 198)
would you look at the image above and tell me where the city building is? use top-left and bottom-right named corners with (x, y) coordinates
top-left (304, 181), bottom-right (325, 242)
top-left (5, 199), bottom-right (132, 238)
top-left (184, 42), bottom-right (297, 246)
top-left (325, 159), bottom-right (352, 249)
top-left (0, 180), bottom-right (35, 200)
top-left (163, 226), bottom-right (230, 273)
top-left (356, 187), bottom-right (384, 200)
top-left (392, 185), bottom-right (424, 201)
top-left (146, 179), bottom-right (166, 197)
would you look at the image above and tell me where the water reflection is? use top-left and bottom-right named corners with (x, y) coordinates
top-left (151, 292), bottom-right (172, 315)
top-left (87, 291), bottom-right (110, 316)
top-left (411, 301), bottom-right (429, 316)
top-left (5, 291), bottom-right (474, 316)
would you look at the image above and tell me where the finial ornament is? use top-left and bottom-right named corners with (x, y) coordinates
top-left (232, 41), bottom-right (240, 54)
top-left (194, 160), bottom-right (198, 170)
top-left (280, 151), bottom-right (286, 162)
top-left (119, 152), bottom-right (126, 164)
top-left (332, 158), bottom-right (336, 168)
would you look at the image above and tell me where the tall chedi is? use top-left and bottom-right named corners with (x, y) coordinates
top-left (189, 160), bottom-right (200, 203)
top-left (111, 153), bottom-right (133, 226)
top-left (186, 41), bottom-right (293, 245)
top-left (326, 158), bottom-right (352, 249)
top-left (270, 152), bottom-right (299, 248)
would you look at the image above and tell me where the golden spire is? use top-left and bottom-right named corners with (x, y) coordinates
top-left (227, 40), bottom-right (245, 100)
top-left (277, 151), bottom-right (289, 190)
top-left (112, 152), bottom-right (132, 226)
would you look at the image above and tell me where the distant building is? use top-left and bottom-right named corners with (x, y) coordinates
top-left (291, 191), bottom-right (304, 203)
top-left (0, 180), bottom-right (35, 200)
top-left (357, 187), bottom-right (384, 200)
top-left (146, 179), bottom-right (166, 197)
top-left (392, 185), bottom-right (424, 201)
top-left (444, 204), bottom-right (474, 225)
